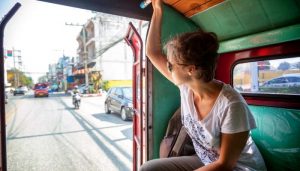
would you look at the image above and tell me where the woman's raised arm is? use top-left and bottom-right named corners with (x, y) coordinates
top-left (146, 0), bottom-right (173, 82)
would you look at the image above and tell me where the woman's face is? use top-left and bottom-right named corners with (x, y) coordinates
top-left (167, 55), bottom-right (191, 86)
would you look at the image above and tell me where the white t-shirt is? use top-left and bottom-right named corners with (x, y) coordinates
top-left (179, 82), bottom-right (267, 171)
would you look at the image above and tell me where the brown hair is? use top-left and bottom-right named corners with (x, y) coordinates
top-left (165, 31), bottom-right (219, 82)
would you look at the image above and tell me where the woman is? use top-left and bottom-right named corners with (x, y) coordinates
top-left (140, 0), bottom-right (267, 171)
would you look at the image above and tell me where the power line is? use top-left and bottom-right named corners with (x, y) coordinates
top-left (23, 72), bottom-right (47, 74)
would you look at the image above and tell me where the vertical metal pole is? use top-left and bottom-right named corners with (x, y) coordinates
top-left (16, 50), bottom-right (20, 86)
top-left (0, 4), bottom-right (22, 170)
top-left (250, 62), bottom-right (259, 92)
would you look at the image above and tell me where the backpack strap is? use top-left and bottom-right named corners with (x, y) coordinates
top-left (159, 107), bottom-right (181, 158)
top-left (168, 126), bottom-right (188, 157)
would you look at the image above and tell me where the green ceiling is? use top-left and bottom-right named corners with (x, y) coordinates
top-left (191, 0), bottom-right (300, 41)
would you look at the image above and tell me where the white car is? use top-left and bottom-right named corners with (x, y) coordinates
top-left (262, 73), bottom-right (300, 88)
top-left (5, 87), bottom-right (15, 93)
top-left (20, 86), bottom-right (29, 92)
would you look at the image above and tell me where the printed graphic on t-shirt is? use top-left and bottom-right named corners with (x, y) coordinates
top-left (182, 113), bottom-right (219, 164)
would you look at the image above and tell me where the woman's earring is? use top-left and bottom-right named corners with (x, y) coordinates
top-left (188, 72), bottom-right (192, 76)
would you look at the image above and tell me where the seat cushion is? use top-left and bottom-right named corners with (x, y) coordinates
top-left (249, 105), bottom-right (300, 171)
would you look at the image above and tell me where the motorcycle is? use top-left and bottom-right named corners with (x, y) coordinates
top-left (72, 93), bottom-right (81, 109)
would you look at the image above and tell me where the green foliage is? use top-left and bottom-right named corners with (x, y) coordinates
top-left (7, 69), bottom-right (33, 87)
top-left (278, 62), bottom-right (291, 70)
top-left (89, 88), bottom-right (96, 94)
top-left (102, 81), bottom-right (109, 91)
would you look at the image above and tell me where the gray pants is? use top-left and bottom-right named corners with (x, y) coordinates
top-left (139, 155), bottom-right (204, 171)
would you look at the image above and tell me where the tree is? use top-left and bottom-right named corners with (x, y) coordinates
top-left (277, 62), bottom-right (291, 70)
top-left (102, 80), bottom-right (109, 91)
top-left (20, 74), bottom-right (32, 86)
top-left (7, 69), bottom-right (33, 87)
top-left (90, 71), bottom-right (102, 93)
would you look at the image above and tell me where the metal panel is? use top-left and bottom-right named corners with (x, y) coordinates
top-left (39, 0), bottom-right (152, 20)
top-left (124, 22), bottom-right (146, 171)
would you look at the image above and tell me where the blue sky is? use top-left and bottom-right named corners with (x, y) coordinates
top-left (1, 0), bottom-right (94, 82)
top-left (0, 0), bottom-right (16, 19)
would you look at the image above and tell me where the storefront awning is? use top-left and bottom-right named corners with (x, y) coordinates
top-left (73, 68), bottom-right (91, 75)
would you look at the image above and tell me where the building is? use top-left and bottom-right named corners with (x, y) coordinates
top-left (73, 12), bottom-right (142, 90)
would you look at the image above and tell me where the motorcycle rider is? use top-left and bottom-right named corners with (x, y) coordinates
top-left (73, 85), bottom-right (80, 94)
top-left (72, 85), bottom-right (81, 108)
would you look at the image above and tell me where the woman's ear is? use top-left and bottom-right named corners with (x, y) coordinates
top-left (188, 65), bottom-right (196, 75)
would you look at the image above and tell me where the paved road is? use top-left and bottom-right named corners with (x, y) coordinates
top-left (6, 92), bottom-right (133, 171)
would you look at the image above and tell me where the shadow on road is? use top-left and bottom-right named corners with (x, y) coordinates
top-left (121, 127), bottom-right (133, 140)
top-left (93, 113), bottom-right (132, 140)
top-left (59, 99), bottom-right (132, 171)
top-left (92, 112), bottom-right (132, 124)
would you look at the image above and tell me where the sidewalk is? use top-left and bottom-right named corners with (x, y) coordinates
top-left (62, 90), bottom-right (104, 97)
top-left (81, 93), bottom-right (103, 97)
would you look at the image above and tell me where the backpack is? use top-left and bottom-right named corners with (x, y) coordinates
top-left (159, 107), bottom-right (195, 158)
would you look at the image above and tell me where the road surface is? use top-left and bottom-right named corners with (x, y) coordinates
top-left (6, 92), bottom-right (133, 171)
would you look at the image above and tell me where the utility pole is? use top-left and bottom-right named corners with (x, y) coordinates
top-left (17, 50), bottom-right (22, 86)
top-left (12, 48), bottom-right (22, 87)
top-left (12, 47), bottom-right (17, 88)
top-left (65, 22), bottom-right (89, 92)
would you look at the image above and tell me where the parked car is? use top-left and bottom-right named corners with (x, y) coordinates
top-left (261, 73), bottom-right (300, 88)
top-left (13, 87), bottom-right (26, 96)
top-left (104, 86), bottom-right (133, 121)
top-left (78, 84), bottom-right (88, 94)
top-left (50, 84), bottom-right (59, 92)
top-left (20, 86), bottom-right (28, 93)
top-left (34, 83), bottom-right (49, 97)
top-left (78, 83), bottom-right (95, 94)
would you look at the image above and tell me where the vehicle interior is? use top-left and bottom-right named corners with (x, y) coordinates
top-left (1, 0), bottom-right (300, 171)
